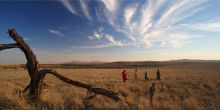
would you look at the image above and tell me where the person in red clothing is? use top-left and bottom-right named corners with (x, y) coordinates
top-left (122, 69), bottom-right (128, 83)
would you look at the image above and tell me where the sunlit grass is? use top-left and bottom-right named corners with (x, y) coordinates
top-left (0, 64), bottom-right (219, 110)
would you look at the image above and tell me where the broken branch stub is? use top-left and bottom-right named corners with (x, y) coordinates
top-left (0, 28), bottom-right (121, 102)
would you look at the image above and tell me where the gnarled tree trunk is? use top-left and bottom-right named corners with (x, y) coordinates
top-left (0, 28), bottom-right (121, 102)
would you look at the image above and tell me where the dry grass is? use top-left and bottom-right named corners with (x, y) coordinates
top-left (0, 64), bottom-right (220, 110)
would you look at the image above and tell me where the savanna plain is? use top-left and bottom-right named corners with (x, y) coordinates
top-left (0, 63), bottom-right (219, 110)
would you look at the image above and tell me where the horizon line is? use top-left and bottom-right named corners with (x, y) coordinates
top-left (1, 59), bottom-right (220, 65)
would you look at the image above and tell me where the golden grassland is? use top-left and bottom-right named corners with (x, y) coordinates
top-left (0, 63), bottom-right (219, 110)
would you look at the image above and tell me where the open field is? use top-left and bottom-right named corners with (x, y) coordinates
top-left (0, 63), bottom-right (220, 110)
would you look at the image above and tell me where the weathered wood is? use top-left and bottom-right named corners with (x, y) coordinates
top-left (0, 43), bottom-right (20, 51)
top-left (0, 28), bottom-right (122, 102)
top-left (8, 28), bottom-right (40, 100)
top-left (22, 84), bottom-right (30, 93)
top-left (38, 69), bottom-right (121, 101)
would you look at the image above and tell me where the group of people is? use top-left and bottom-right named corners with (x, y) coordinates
top-left (122, 69), bottom-right (161, 83)
top-left (121, 68), bottom-right (160, 107)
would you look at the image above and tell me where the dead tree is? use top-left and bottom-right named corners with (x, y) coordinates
top-left (0, 28), bottom-right (121, 102)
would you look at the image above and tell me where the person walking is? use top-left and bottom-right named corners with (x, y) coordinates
top-left (149, 83), bottom-right (156, 107)
top-left (134, 69), bottom-right (138, 82)
top-left (144, 69), bottom-right (149, 82)
top-left (122, 69), bottom-right (128, 83)
top-left (156, 69), bottom-right (161, 80)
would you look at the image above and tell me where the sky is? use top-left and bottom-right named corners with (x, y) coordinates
top-left (0, 0), bottom-right (220, 64)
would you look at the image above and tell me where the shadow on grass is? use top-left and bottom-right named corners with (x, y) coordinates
top-left (0, 95), bottom-right (23, 110)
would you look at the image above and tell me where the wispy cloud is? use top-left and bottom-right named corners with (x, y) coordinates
top-left (77, 27), bottom-right (123, 49)
top-left (180, 22), bottom-right (220, 32)
top-left (80, 0), bottom-right (92, 20)
top-left (124, 4), bottom-right (137, 24)
top-left (155, 0), bottom-right (207, 27)
top-left (88, 27), bottom-right (104, 40)
top-left (60, 0), bottom-right (78, 15)
top-left (48, 29), bottom-right (64, 37)
top-left (60, 0), bottom-right (218, 49)
top-left (60, 0), bottom-right (92, 20)
top-left (118, 0), bottom-right (209, 48)
top-left (100, 0), bottom-right (120, 13)
top-left (105, 34), bottom-right (123, 46)
top-left (99, 0), bottom-right (121, 27)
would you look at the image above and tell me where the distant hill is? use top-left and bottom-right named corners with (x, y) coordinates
top-left (64, 61), bottom-right (107, 64)
top-left (1, 59), bottom-right (220, 69)
top-left (169, 59), bottom-right (220, 62)
top-left (60, 59), bottom-right (220, 68)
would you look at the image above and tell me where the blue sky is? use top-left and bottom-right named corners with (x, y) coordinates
top-left (0, 0), bottom-right (220, 64)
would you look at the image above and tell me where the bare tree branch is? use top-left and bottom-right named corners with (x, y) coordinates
top-left (22, 84), bottom-right (30, 93)
top-left (0, 43), bottom-right (21, 51)
top-left (38, 69), bottom-right (121, 101)
top-left (1, 28), bottom-right (122, 102)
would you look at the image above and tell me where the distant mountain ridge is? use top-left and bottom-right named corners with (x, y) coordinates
top-left (60, 59), bottom-right (220, 68)
top-left (1, 59), bottom-right (220, 69)
top-left (64, 61), bottom-right (108, 64)
top-left (169, 59), bottom-right (220, 62)
top-left (64, 59), bottom-right (220, 64)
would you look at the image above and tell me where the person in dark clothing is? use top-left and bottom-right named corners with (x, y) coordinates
top-left (149, 83), bottom-right (155, 107)
top-left (144, 69), bottom-right (149, 82)
top-left (156, 69), bottom-right (161, 80)
top-left (134, 69), bottom-right (138, 82)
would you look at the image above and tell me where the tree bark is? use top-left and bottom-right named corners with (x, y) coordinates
top-left (0, 28), bottom-right (121, 102)
top-left (8, 28), bottom-right (40, 100)
top-left (38, 69), bottom-right (121, 101)
top-left (0, 43), bottom-right (21, 51)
